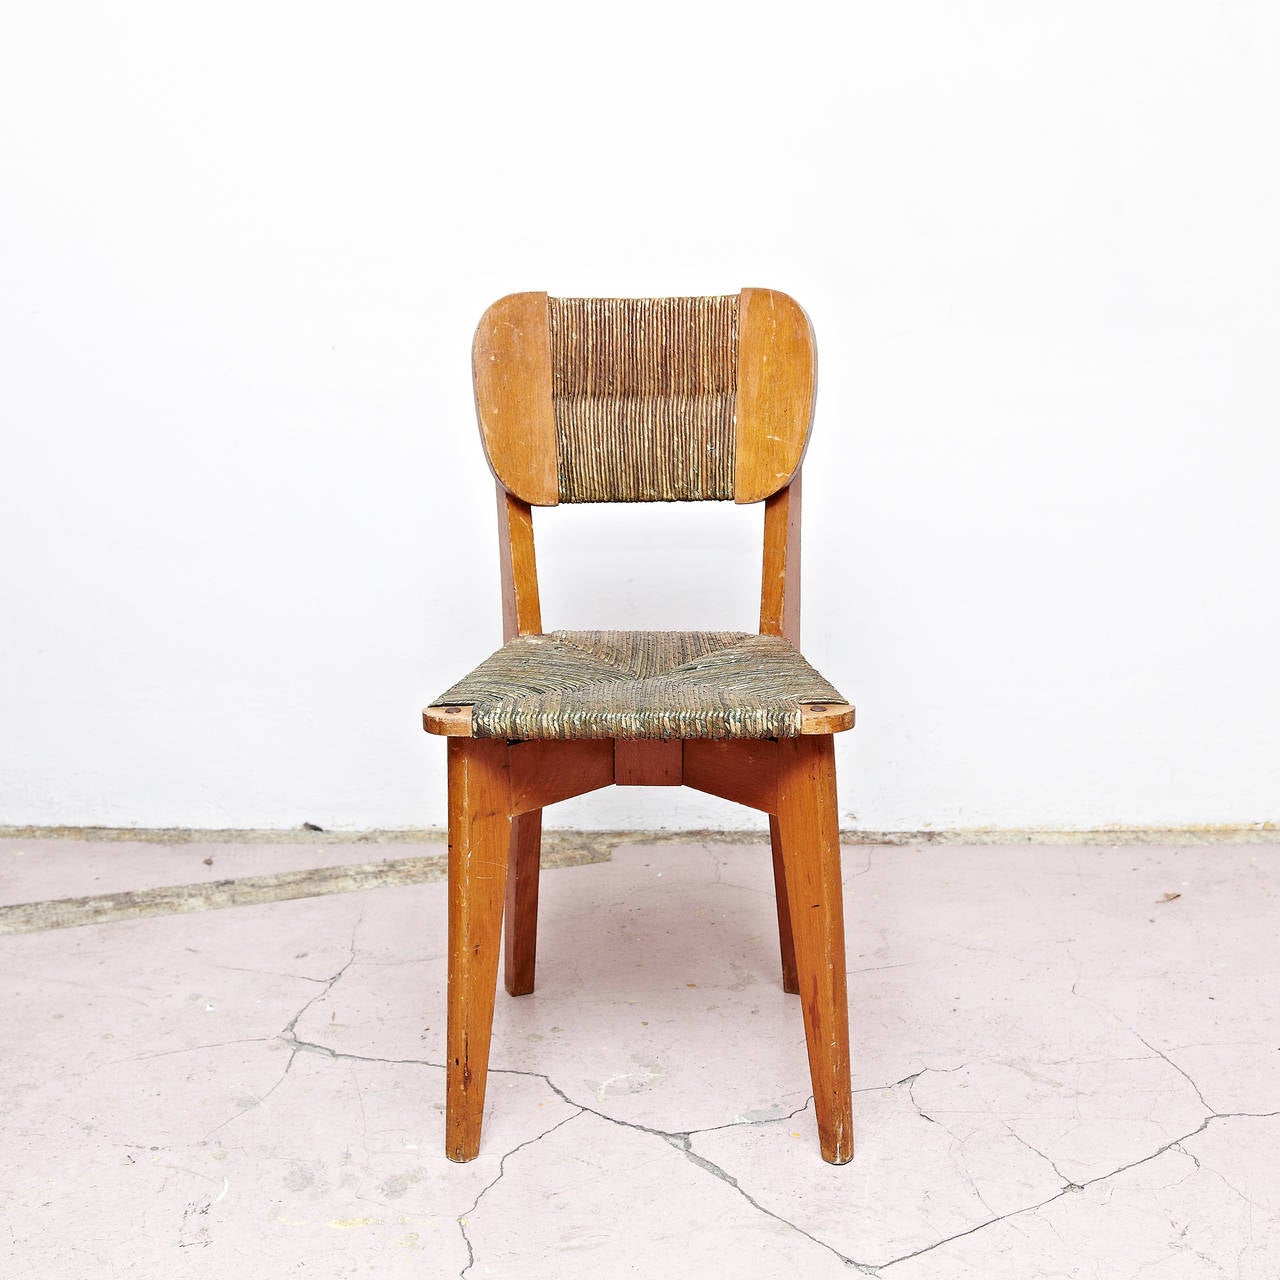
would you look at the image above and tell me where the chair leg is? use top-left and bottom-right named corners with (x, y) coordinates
top-left (768, 814), bottom-right (801, 995)
top-left (446, 738), bottom-right (511, 1163)
top-left (504, 809), bottom-right (542, 996)
top-left (774, 734), bottom-right (853, 1164)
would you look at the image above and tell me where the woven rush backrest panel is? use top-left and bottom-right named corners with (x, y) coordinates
top-left (549, 295), bottom-right (739, 502)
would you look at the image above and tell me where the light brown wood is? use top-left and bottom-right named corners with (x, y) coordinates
top-left (800, 702), bottom-right (855, 734)
top-left (504, 810), bottom-right (542, 997)
top-left (774, 734), bottom-right (853, 1164)
top-left (422, 704), bottom-right (475, 736)
top-left (760, 471), bottom-right (802, 643)
top-left (682, 739), bottom-right (779, 813)
top-left (446, 738), bottom-right (511, 1162)
top-left (614, 739), bottom-right (683, 786)
top-left (508, 739), bottom-right (615, 816)
top-left (768, 814), bottom-right (800, 995)
top-left (734, 288), bottom-right (816, 504)
top-left (472, 292), bottom-right (558, 505)
top-left (497, 484), bottom-right (542, 640)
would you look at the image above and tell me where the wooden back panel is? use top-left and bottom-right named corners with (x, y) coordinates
top-left (473, 288), bottom-right (815, 506)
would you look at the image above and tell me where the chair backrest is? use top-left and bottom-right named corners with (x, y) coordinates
top-left (471, 289), bottom-right (815, 644)
top-left (473, 289), bottom-right (815, 506)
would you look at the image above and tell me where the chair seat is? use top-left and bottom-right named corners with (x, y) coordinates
top-left (429, 630), bottom-right (848, 741)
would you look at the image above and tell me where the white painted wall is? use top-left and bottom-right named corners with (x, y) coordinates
top-left (3, 2), bottom-right (1278, 832)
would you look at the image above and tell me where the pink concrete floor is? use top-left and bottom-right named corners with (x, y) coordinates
top-left (1, 837), bottom-right (1277, 1277)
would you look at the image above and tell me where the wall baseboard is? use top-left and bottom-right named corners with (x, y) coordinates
top-left (1, 824), bottom-right (1275, 846)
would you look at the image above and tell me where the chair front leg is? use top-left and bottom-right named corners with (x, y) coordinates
top-left (446, 738), bottom-right (512, 1162)
top-left (775, 734), bottom-right (853, 1164)
top-left (504, 809), bottom-right (543, 996)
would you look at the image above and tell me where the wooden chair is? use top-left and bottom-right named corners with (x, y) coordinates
top-left (423, 290), bottom-right (855, 1164)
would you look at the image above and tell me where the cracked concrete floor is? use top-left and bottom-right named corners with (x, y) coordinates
top-left (1, 837), bottom-right (1278, 1277)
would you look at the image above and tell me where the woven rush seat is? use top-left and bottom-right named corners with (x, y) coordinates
top-left (430, 630), bottom-right (847, 741)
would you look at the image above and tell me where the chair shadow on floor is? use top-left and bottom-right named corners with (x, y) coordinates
top-left (489, 841), bottom-right (828, 1120)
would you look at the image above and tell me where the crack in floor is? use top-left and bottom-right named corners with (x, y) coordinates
top-left (202, 918), bottom-right (362, 1140)
top-left (455, 1108), bottom-right (586, 1280)
top-left (277, 1027), bottom-right (975, 1275)
top-left (277, 999), bottom-right (874, 1274)
top-left (114, 989), bottom-right (1279, 1279)
top-left (188, 928), bottom-right (1276, 1275)
top-left (874, 1108), bottom-right (1280, 1272)
top-left (267, 1018), bottom-right (1280, 1278)
top-left (670, 1131), bottom-right (876, 1274)
top-left (998, 1118), bottom-right (1077, 1189)
top-left (288, 1024), bottom-right (1280, 1279)
top-left (478, 1063), bottom-right (873, 1273)
top-left (1070, 980), bottom-right (1217, 1116)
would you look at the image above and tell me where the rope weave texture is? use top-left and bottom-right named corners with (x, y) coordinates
top-left (549, 296), bottom-right (739, 503)
top-left (430, 630), bottom-right (846, 740)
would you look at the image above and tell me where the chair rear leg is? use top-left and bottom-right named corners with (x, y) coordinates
top-left (446, 739), bottom-right (511, 1162)
top-left (768, 814), bottom-right (800, 994)
top-left (775, 734), bottom-right (853, 1164)
top-left (504, 809), bottom-right (542, 996)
